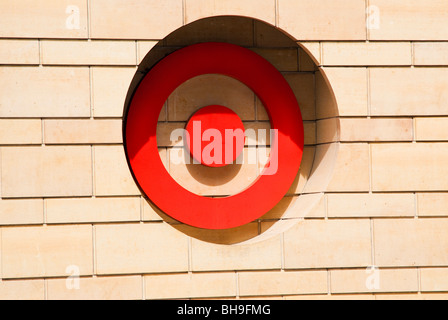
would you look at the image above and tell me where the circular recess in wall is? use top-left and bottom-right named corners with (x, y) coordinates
top-left (123, 16), bottom-right (340, 244)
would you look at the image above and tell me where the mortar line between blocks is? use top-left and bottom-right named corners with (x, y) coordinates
top-left (89, 66), bottom-right (94, 120)
top-left (281, 232), bottom-right (285, 270)
top-left (414, 192), bottom-right (419, 219)
top-left (44, 278), bottom-right (48, 300)
top-left (235, 271), bottom-right (240, 299)
top-left (188, 237), bottom-right (192, 274)
top-left (91, 145), bottom-right (96, 198)
top-left (319, 42), bottom-right (324, 67)
top-left (411, 42), bottom-right (415, 67)
top-left (412, 117), bottom-right (417, 143)
top-left (92, 225), bottom-right (97, 276)
top-left (38, 39), bottom-right (43, 66)
top-left (327, 269), bottom-right (331, 295)
top-left (370, 218), bottom-right (375, 266)
top-left (140, 196), bottom-right (144, 222)
top-left (367, 68), bottom-right (371, 118)
top-left (87, 0), bottom-right (91, 39)
top-left (135, 41), bottom-right (139, 66)
top-left (417, 268), bottom-right (422, 294)
top-left (182, 0), bottom-right (186, 25)
top-left (142, 275), bottom-right (146, 300)
top-left (43, 198), bottom-right (47, 225)
top-left (366, 0), bottom-right (370, 41)
top-left (275, 0), bottom-right (279, 27)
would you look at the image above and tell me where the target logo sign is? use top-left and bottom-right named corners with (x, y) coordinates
top-left (124, 42), bottom-right (304, 230)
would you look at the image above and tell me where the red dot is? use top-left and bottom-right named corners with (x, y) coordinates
top-left (185, 105), bottom-right (245, 168)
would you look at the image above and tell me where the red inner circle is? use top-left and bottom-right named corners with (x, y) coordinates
top-left (185, 105), bottom-right (245, 168)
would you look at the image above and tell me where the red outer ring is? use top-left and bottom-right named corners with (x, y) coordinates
top-left (125, 42), bottom-right (304, 230)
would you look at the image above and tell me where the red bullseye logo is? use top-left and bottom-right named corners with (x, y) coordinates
top-left (124, 42), bottom-right (304, 230)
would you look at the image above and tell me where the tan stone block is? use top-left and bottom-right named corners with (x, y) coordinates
top-left (0, 199), bottom-right (43, 225)
top-left (327, 193), bottom-right (415, 218)
top-left (0, 67), bottom-right (90, 118)
top-left (301, 143), bottom-right (339, 194)
top-left (46, 197), bottom-right (140, 224)
top-left (1, 146), bottom-right (92, 198)
top-left (90, 0), bottom-right (182, 39)
top-left (279, 0), bottom-right (366, 40)
top-left (244, 122), bottom-right (272, 147)
top-left (298, 42), bottom-right (321, 66)
top-left (417, 193), bottom-right (448, 217)
top-left (167, 16), bottom-right (255, 47)
top-left (369, 0), bottom-right (448, 40)
top-left (371, 143), bottom-right (448, 191)
top-left (284, 220), bottom-right (372, 269)
top-left (340, 118), bottom-right (413, 142)
top-left (41, 40), bottom-right (136, 65)
top-left (374, 219), bottom-right (448, 267)
top-left (318, 67), bottom-right (368, 118)
top-left (0, 280), bottom-right (44, 300)
top-left (286, 294), bottom-right (375, 301)
top-left (421, 268), bottom-right (448, 292)
top-left (374, 294), bottom-right (421, 300)
top-left (315, 71), bottom-right (337, 119)
top-left (92, 67), bottom-right (136, 118)
top-left (298, 194), bottom-right (326, 219)
top-left (0, 40), bottom-right (39, 64)
top-left (2, 225), bottom-right (93, 278)
top-left (47, 276), bottom-right (142, 300)
top-left (137, 41), bottom-right (157, 64)
top-left (95, 223), bottom-right (189, 275)
top-left (0, 0), bottom-right (88, 38)
top-left (420, 293), bottom-right (448, 300)
top-left (185, 0), bottom-right (275, 25)
top-left (286, 73), bottom-right (316, 121)
top-left (322, 42), bottom-right (412, 66)
top-left (255, 21), bottom-right (296, 48)
top-left (142, 199), bottom-right (164, 222)
top-left (191, 236), bottom-right (282, 271)
top-left (326, 143), bottom-right (370, 192)
top-left (316, 118), bottom-right (339, 144)
top-left (239, 271), bottom-right (327, 297)
top-left (286, 146), bottom-right (316, 195)
top-left (299, 48), bottom-right (317, 72)
top-left (415, 118), bottom-right (448, 141)
top-left (157, 122), bottom-right (185, 147)
top-left (173, 222), bottom-right (259, 246)
top-left (258, 73), bottom-right (316, 121)
top-left (250, 48), bottom-right (298, 72)
top-left (145, 273), bottom-right (236, 299)
top-left (44, 120), bottom-right (122, 144)
top-left (331, 269), bottom-right (418, 294)
top-left (238, 296), bottom-right (283, 301)
top-left (0, 120), bottom-right (42, 145)
top-left (414, 43), bottom-right (448, 66)
top-left (168, 148), bottom-right (258, 197)
top-left (370, 68), bottom-right (448, 116)
top-left (167, 74), bottom-right (255, 122)
top-left (94, 146), bottom-right (140, 196)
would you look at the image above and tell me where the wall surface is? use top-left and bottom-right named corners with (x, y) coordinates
top-left (1, 0), bottom-right (448, 300)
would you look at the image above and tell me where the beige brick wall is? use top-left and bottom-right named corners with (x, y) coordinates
top-left (1, 0), bottom-right (448, 300)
